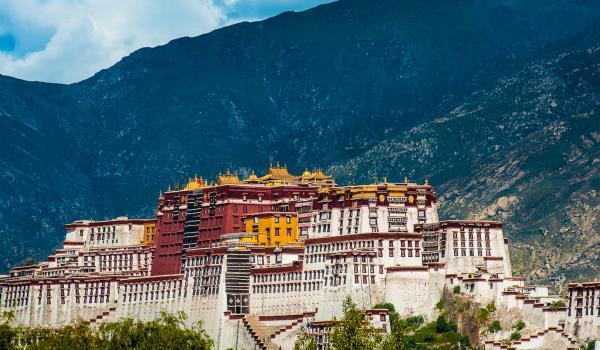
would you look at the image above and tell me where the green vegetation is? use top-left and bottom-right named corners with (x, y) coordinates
top-left (487, 320), bottom-right (502, 333)
top-left (0, 311), bottom-right (212, 350)
top-left (509, 331), bottom-right (522, 341)
top-left (453, 286), bottom-right (461, 294)
top-left (513, 320), bottom-right (526, 331)
top-left (478, 303), bottom-right (496, 324)
top-left (547, 300), bottom-right (566, 310)
top-left (328, 297), bottom-right (385, 349)
top-left (295, 297), bottom-right (470, 350)
top-left (293, 327), bottom-right (317, 350)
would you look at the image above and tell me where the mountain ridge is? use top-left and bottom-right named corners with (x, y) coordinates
top-left (1, 0), bottom-right (599, 289)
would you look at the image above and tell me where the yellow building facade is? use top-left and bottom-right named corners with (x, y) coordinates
top-left (142, 222), bottom-right (156, 244)
top-left (243, 212), bottom-right (300, 247)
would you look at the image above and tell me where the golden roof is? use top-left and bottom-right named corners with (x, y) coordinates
top-left (184, 175), bottom-right (205, 190)
top-left (259, 163), bottom-right (296, 181)
top-left (245, 171), bottom-right (260, 182)
top-left (299, 168), bottom-right (333, 181)
top-left (218, 169), bottom-right (240, 185)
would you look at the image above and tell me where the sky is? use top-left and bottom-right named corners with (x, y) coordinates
top-left (0, 0), bottom-right (333, 84)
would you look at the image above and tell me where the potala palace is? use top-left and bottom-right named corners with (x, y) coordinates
top-left (1, 165), bottom-right (598, 349)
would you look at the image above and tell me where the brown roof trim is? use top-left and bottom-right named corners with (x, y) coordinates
top-left (64, 218), bottom-right (155, 229)
top-left (258, 314), bottom-right (305, 321)
top-left (483, 256), bottom-right (504, 261)
top-left (386, 266), bottom-right (429, 272)
top-left (251, 261), bottom-right (303, 275)
top-left (122, 274), bottom-right (184, 284)
top-left (306, 232), bottom-right (422, 245)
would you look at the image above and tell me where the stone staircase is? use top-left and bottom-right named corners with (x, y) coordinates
top-left (242, 312), bottom-right (315, 350)
top-left (484, 327), bottom-right (579, 350)
top-left (88, 302), bottom-right (118, 325)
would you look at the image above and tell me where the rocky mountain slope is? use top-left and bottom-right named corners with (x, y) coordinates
top-left (330, 41), bottom-right (600, 289)
top-left (0, 0), bottom-right (599, 287)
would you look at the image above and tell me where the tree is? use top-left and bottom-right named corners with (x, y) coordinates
top-left (328, 297), bottom-right (383, 350)
top-left (293, 326), bottom-right (317, 350)
top-left (0, 311), bottom-right (213, 350)
top-left (435, 316), bottom-right (457, 334)
top-left (0, 312), bottom-right (17, 350)
top-left (453, 286), bottom-right (461, 294)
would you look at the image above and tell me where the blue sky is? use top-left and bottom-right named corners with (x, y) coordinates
top-left (0, 0), bottom-right (333, 84)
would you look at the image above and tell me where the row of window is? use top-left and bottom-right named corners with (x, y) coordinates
top-left (253, 281), bottom-right (323, 294)
top-left (453, 249), bottom-right (492, 257)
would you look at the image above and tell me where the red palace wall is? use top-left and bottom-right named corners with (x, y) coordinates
top-left (153, 184), bottom-right (318, 275)
top-left (152, 191), bottom-right (188, 276)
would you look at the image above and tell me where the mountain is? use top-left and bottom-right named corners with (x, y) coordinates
top-left (0, 0), bottom-right (599, 288)
top-left (330, 42), bottom-right (600, 288)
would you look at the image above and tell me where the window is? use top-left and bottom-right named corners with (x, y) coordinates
top-left (275, 228), bottom-right (280, 236)
top-left (286, 228), bottom-right (292, 236)
top-left (275, 217), bottom-right (280, 223)
top-left (286, 216), bottom-right (291, 224)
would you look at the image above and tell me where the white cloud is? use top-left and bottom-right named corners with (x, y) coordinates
top-left (0, 0), bottom-right (332, 83)
top-left (0, 0), bottom-right (230, 83)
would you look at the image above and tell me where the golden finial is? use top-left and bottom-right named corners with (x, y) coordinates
top-left (404, 176), bottom-right (408, 184)
top-left (167, 184), bottom-right (171, 191)
top-left (276, 161), bottom-right (280, 168)
top-left (384, 177), bottom-right (387, 184)
top-left (159, 190), bottom-right (163, 198)
top-left (425, 179), bottom-right (429, 185)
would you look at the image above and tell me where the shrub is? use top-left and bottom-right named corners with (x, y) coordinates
top-left (513, 320), bottom-right (526, 331)
top-left (422, 333), bottom-right (435, 342)
top-left (453, 285), bottom-right (461, 294)
top-left (548, 300), bottom-right (566, 310)
top-left (479, 302), bottom-right (497, 322)
top-left (435, 316), bottom-right (457, 333)
top-left (488, 320), bottom-right (502, 333)
top-left (405, 315), bottom-right (424, 329)
top-left (510, 331), bottom-right (521, 341)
